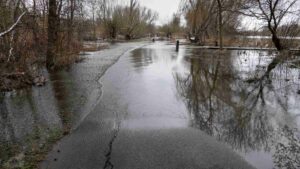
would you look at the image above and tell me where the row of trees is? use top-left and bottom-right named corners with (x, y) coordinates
top-left (180, 0), bottom-right (300, 50)
top-left (88, 0), bottom-right (158, 40)
top-left (47, 0), bottom-right (157, 68)
top-left (0, 0), bottom-right (86, 70)
top-left (1, 0), bottom-right (299, 72)
top-left (158, 14), bottom-right (182, 38)
top-left (0, 0), bottom-right (158, 71)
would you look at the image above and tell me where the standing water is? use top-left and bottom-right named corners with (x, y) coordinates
top-left (1, 42), bottom-right (300, 169)
top-left (94, 42), bottom-right (300, 169)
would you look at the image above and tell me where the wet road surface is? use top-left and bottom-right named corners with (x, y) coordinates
top-left (0, 42), bottom-right (148, 168)
top-left (2, 42), bottom-right (300, 169)
top-left (41, 43), bottom-right (260, 169)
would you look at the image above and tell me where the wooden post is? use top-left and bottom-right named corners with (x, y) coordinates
top-left (176, 40), bottom-right (179, 52)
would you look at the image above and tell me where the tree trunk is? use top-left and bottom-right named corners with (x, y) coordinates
top-left (267, 20), bottom-right (284, 51)
top-left (92, 8), bottom-right (96, 40)
top-left (272, 34), bottom-right (283, 51)
top-left (47, 0), bottom-right (59, 69)
top-left (111, 26), bottom-right (117, 39)
top-left (126, 34), bottom-right (132, 40)
top-left (67, 0), bottom-right (75, 46)
top-left (217, 0), bottom-right (223, 49)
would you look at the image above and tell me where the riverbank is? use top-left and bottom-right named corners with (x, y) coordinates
top-left (170, 36), bottom-right (300, 51)
top-left (0, 41), bottom-right (150, 169)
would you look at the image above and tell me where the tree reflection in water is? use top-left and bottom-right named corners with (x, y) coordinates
top-left (175, 49), bottom-right (300, 168)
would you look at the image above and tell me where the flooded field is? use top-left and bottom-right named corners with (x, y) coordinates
top-left (174, 46), bottom-right (300, 169)
top-left (1, 42), bottom-right (300, 169)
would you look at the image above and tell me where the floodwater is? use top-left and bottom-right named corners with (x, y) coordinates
top-left (1, 42), bottom-right (300, 169)
top-left (103, 43), bottom-right (300, 169)
top-left (0, 42), bottom-right (147, 168)
top-left (112, 42), bottom-right (300, 169)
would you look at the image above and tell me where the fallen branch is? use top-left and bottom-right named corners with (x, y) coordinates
top-left (1, 72), bottom-right (26, 77)
top-left (0, 11), bottom-right (26, 37)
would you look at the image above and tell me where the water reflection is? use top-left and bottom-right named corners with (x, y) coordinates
top-left (0, 72), bottom-right (63, 165)
top-left (49, 71), bottom-right (76, 133)
top-left (0, 68), bottom-right (89, 166)
top-left (175, 49), bottom-right (300, 168)
top-left (0, 83), bottom-right (62, 144)
top-left (0, 43), bottom-right (147, 166)
top-left (1, 42), bottom-right (300, 168)
top-left (131, 48), bottom-right (154, 69)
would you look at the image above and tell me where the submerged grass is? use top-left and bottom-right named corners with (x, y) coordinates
top-left (23, 128), bottom-right (63, 169)
top-left (1, 128), bottom-right (63, 169)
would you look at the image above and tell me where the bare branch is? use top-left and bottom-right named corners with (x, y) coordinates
top-left (0, 11), bottom-right (26, 37)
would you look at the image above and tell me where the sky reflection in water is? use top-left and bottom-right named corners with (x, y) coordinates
top-left (1, 42), bottom-right (300, 169)
top-left (128, 43), bottom-right (300, 169)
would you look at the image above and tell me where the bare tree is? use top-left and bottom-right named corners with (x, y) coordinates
top-left (94, 0), bottom-right (157, 40)
top-left (216, 0), bottom-right (224, 48)
top-left (129, 6), bottom-right (158, 38)
top-left (181, 0), bottom-right (217, 43)
top-left (217, 0), bottom-right (245, 49)
top-left (89, 0), bottom-right (98, 39)
top-left (67, 0), bottom-right (76, 43)
top-left (96, 0), bottom-right (119, 39)
top-left (0, 0), bottom-right (26, 62)
top-left (181, 0), bottom-right (243, 46)
top-left (242, 0), bottom-right (298, 51)
top-left (124, 0), bottom-right (139, 40)
top-left (47, 0), bottom-right (59, 69)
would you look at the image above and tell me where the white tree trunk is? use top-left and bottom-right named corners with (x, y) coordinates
top-left (0, 11), bottom-right (26, 37)
top-left (7, 30), bottom-right (15, 62)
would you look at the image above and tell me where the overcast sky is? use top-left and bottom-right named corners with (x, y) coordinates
top-left (121, 0), bottom-right (300, 29)
top-left (139, 0), bottom-right (300, 29)
top-left (138, 0), bottom-right (182, 25)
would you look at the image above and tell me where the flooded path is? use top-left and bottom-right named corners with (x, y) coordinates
top-left (41, 42), bottom-right (255, 169)
top-left (42, 41), bottom-right (300, 169)
top-left (42, 42), bottom-right (300, 169)
top-left (0, 42), bottom-right (148, 168)
top-left (2, 42), bottom-right (300, 169)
